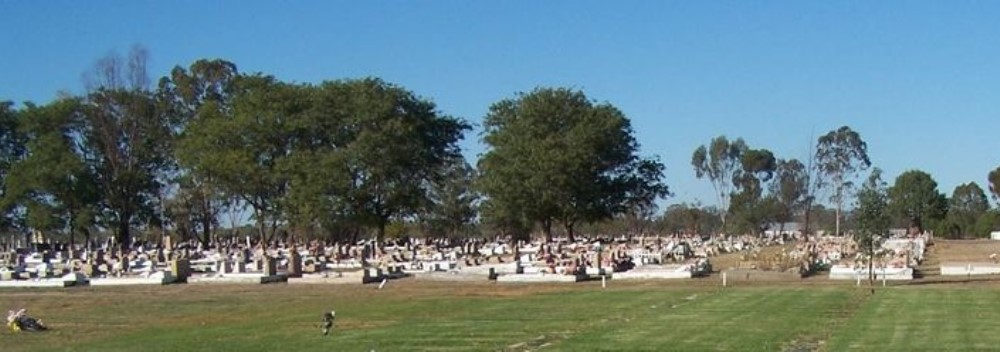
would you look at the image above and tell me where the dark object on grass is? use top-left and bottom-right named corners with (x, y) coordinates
top-left (321, 310), bottom-right (336, 335)
top-left (7, 309), bottom-right (48, 332)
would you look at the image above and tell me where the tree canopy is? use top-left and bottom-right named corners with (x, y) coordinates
top-left (815, 126), bottom-right (871, 235)
top-left (478, 88), bottom-right (668, 241)
top-left (888, 170), bottom-right (946, 234)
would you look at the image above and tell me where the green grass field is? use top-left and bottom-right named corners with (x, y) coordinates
top-left (3, 280), bottom-right (1000, 351)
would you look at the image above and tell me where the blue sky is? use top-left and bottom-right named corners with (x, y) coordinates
top-left (3, 1), bottom-right (1000, 210)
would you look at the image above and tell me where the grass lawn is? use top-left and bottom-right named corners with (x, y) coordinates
top-left (3, 279), bottom-right (1000, 351)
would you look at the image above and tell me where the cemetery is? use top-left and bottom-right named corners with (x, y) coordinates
top-left (0, 228), bottom-right (940, 289)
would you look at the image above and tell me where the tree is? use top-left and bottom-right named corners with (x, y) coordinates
top-left (815, 126), bottom-right (871, 236)
top-left (0, 101), bottom-right (26, 236)
top-left (479, 87), bottom-right (668, 242)
top-left (159, 59), bottom-right (240, 244)
top-left (771, 159), bottom-right (809, 234)
top-left (988, 167), bottom-right (1000, 203)
top-left (728, 147), bottom-right (777, 235)
top-left (163, 174), bottom-right (227, 245)
top-left (659, 203), bottom-right (721, 235)
top-left (177, 74), bottom-right (304, 243)
top-left (423, 156), bottom-right (479, 238)
top-left (304, 79), bottom-right (469, 243)
top-left (692, 136), bottom-right (745, 229)
top-left (944, 182), bottom-right (989, 238)
top-left (974, 210), bottom-right (1000, 238)
top-left (79, 46), bottom-right (174, 247)
top-left (4, 99), bottom-right (99, 247)
top-left (888, 170), bottom-right (946, 235)
top-left (620, 158), bottom-right (671, 235)
top-left (853, 168), bottom-right (890, 293)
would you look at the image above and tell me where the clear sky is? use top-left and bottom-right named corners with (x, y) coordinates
top-left (3, 1), bottom-right (1000, 209)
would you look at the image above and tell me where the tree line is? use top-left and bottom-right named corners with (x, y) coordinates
top-left (0, 48), bottom-right (667, 247)
top-left (687, 127), bottom-right (1000, 239)
top-left (2, 48), bottom-right (999, 248)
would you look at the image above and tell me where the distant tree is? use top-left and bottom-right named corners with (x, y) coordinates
top-left (0, 101), bottom-right (26, 236)
top-left (620, 158), bottom-right (671, 235)
top-left (79, 46), bottom-right (174, 247)
top-left (479, 88), bottom-right (668, 242)
top-left (728, 147), bottom-right (778, 235)
top-left (771, 159), bottom-right (809, 234)
top-left (944, 182), bottom-right (989, 238)
top-left (163, 174), bottom-right (227, 245)
top-left (4, 99), bottom-right (99, 247)
top-left (658, 202), bottom-right (721, 235)
top-left (158, 59), bottom-right (240, 243)
top-left (423, 156), bottom-right (479, 239)
top-left (974, 210), bottom-right (1000, 238)
top-left (853, 168), bottom-right (890, 293)
top-left (888, 170), bottom-right (946, 235)
top-left (304, 79), bottom-right (469, 243)
top-left (815, 126), bottom-right (871, 236)
top-left (989, 167), bottom-right (1000, 203)
top-left (478, 197), bottom-right (531, 241)
top-left (692, 136), bottom-right (745, 229)
top-left (177, 74), bottom-right (304, 243)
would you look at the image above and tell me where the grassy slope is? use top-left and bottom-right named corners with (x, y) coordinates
top-left (3, 281), bottom-right (1000, 351)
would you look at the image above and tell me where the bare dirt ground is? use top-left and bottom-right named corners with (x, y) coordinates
top-left (711, 243), bottom-right (800, 272)
top-left (930, 239), bottom-right (1000, 263)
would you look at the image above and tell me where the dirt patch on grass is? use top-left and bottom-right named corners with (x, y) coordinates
top-left (783, 339), bottom-right (825, 352)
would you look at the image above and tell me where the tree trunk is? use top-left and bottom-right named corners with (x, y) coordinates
top-left (868, 243), bottom-right (875, 295)
top-left (835, 202), bottom-right (842, 236)
top-left (565, 221), bottom-right (576, 243)
top-left (68, 209), bottom-right (76, 247)
top-left (201, 214), bottom-right (212, 249)
top-left (719, 213), bottom-right (728, 234)
top-left (542, 219), bottom-right (553, 243)
top-left (376, 217), bottom-right (387, 262)
top-left (910, 217), bottom-right (923, 235)
top-left (802, 199), bottom-right (813, 236)
top-left (118, 212), bottom-right (132, 249)
top-left (83, 228), bottom-right (92, 251)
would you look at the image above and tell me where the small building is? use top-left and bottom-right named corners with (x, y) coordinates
top-left (990, 231), bottom-right (1000, 240)
top-left (764, 222), bottom-right (802, 237)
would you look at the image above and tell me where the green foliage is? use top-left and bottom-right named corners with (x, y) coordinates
top-left (284, 79), bottom-right (470, 241)
top-left (973, 209), bottom-right (1000, 237)
top-left (771, 159), bottom-right (809, 226)
top-left (943, 182), bottom-right (989, 238)
top-left (730, 147), bottom-right (778, 234)
top-left (478, 87), bottom-right (668, 241)
top-left (177, 75), bottom-right (470, 242)
top-left (854, 168), bottom-right (890, 254)
top-left (319, 79), bottom-right (469, 240)
top-left (658, 203), bottom-right (722, 235)
top-left (4, 98), bottom-right (99, 245)
top-left (158, 59), bottom-right (241, 244)
top-left (65, 47), bottom-right (176, 246)
top-left (423, 157), bottom-right (479, 238)
top-left (692, 136), bottom-right (778, 234)
top-left (989, 166), bottom-right (1000, 202)
top-left (0, 101), bottom-right (26, 233)
top-left (178, 74), bottom-right (306, 241)
top-left (815, 126), bottom-right (871, 235)
top-left (888, 169), bottom-right (946, 234)
top-left (691, 136), bottom-right (745, 227)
